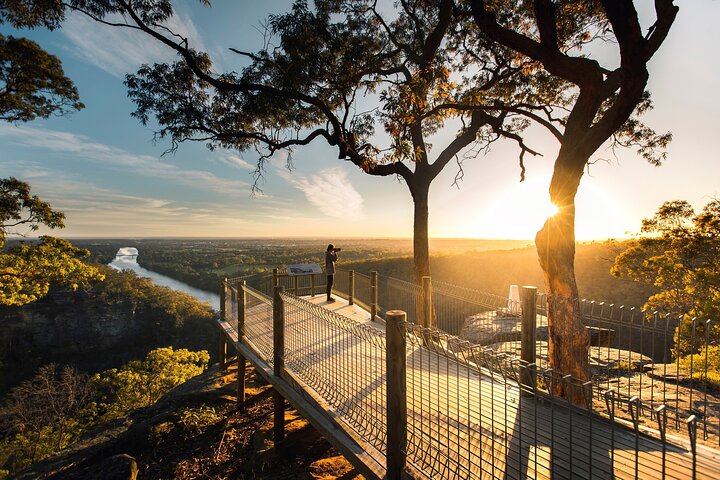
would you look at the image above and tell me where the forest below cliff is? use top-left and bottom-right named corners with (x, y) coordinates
top-left (0, 265), bottom-right (217, 396)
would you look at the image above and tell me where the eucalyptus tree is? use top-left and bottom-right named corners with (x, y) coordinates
top-left (0, 3), bottom-right (83, 121)
top-left (612, 199), bottom-right (720, 356)
top-left (463, 0), bottom-right (679, 391)
top-left (0, 178), bottom-right (105, 306)
top-left (0, 3), bottom-right (105, 306)
top-left (64, 0), bottom-right (540, 286)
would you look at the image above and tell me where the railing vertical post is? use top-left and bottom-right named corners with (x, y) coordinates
top-left (273, 268), bottom-right (279, 288)
top-left (386, 310), bottom-right (407, 479)
top-left (349, 270), bottom-right (355, 306)
top-left (293, 275), bottom-right (298, 295)
top-left (310, 273), bottom-right (316, 297)
top-left (422, 276), bottom-right (433, 329)
top-left (273, 285), bottom-right (285, 444)
top-left (218, 278), bottom-right (227, 369)
top-left (237, 280), bottom-right (246, 409)
top-left (520, 286), bottom-right (538, 394)
top-left (371, 271), bottom-right (379, 321)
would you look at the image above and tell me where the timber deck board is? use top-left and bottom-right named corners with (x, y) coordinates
top-left (225, 293), bottom-right (720, 480)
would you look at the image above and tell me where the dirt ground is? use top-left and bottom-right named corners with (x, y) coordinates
top-left (17, 363), bottom-right (365, 480)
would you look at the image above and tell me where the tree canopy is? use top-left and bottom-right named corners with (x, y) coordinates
top-left (0, 177), bottom-right (105, 306)
top-left (0, 34), bottom-right (83, 122)
top-left (0, 347), bottom-right (209, 475)
top-left (613, 199), bottom-right (720, 322)
top-left (0, 2), bottom-right (83, 122)
top-left (1, 1), bottom-right (96, 307)
top-left (65, 0), bottom-right (553, 286)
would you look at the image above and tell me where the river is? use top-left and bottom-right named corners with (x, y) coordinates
top-left (108, 247), bottom-right (221, 310)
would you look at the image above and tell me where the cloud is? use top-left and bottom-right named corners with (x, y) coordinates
top-left (0, 124), bottom-right (248, 195)
top-left (280, 167), bottom-right (364, 219)
top-left (216, 151), bottom-right (255, 170)
top-left (4, 173), bottom-right (257, 237)
top-left (61, 8), bottom-right (208, 78)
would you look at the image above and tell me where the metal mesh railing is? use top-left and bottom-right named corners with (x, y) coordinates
top-left (225, 284), bottom-right (239, 332)
top-left (432, 280), bottom-right (518, 338)
top-left (242, 284), bottom-right (274, 366)
top-left (401, 324), bottom-right (714, 480)
top-left (221, 279), bottom-right (719, 480)
top-left (281, 292), bottom-right (389, 455)
top-left (231, 271), bottom-right (720, 450)
top-left (537, 295), bottom-right (720, 448)
top-left (332, 270), bottom-right (350, 301)
top-left (378, 276), bottom-right (421, 323)
top-left (351, 271), bottom-right (373, 310)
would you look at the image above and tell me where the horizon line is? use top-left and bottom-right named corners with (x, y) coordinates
top-left (6, 235), bottom-right (628, 242)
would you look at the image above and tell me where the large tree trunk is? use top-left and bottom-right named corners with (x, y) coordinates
top-left (535, 157), bottom-right (589, 404)
top-left (410, 179), bottom-right (434, 329)
top-left (412, 185), bottom-right (431, 284)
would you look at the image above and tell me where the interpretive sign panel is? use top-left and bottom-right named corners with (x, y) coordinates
top-left (287, 264), bottom-right (323, 276)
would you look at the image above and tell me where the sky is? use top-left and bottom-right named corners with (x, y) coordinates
top-left (1, 1), bottom-right (719, 241)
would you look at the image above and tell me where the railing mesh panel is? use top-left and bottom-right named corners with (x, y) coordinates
top-left (242, 285), bottom-right (274, 366)
top-left (378, 276), bottom-right (421, 324)
top-left (281, 292), bottom-right (388, 454)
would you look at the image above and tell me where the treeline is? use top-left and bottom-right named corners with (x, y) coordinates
top-left (81, 238), bottom-right (657, 309)
top-left (78, 238), bottom-right (406, 292)
top-left (0, 265), bottom-right (217, 395)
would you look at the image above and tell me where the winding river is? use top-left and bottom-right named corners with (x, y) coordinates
top-left (108, 247), bottom-right (221, 311)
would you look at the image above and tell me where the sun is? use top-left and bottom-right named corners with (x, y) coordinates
top-left (474, 178), bottom-right (560, 239)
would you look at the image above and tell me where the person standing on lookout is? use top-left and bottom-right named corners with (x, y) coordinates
top-left (325, 243), bottom-right (340, 302)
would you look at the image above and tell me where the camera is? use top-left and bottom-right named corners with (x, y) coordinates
top-left (334, 248), bottom-right (342, 252)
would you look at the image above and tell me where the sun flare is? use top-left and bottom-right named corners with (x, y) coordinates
top-left (466, 176), bottom-right (629, 240)
top-left (544, 201), bottom-right (560, 220)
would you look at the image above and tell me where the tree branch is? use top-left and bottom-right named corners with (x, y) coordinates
top-left (89, 1), bottom-right (345, 138)
top-left (428, 110), bottom-right (490, 179)
top-left (469, 0), bottom-right (603, 88)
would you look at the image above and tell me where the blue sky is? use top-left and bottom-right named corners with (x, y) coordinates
top-left (2, 1), bottom-right (719, 240)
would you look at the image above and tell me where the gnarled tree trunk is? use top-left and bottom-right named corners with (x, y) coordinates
top-left (536, 156), bottom-right (590, 403)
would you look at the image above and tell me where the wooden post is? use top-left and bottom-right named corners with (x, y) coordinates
top-left (520, 286), bottom-right (538, 394)
top-left (218, 278), bottom-right (227, 369)
top-left (273, 285), bottom-right (285, 444)
top-left (237, 280), bottom-right (246, 409)
top-left (371, 271), bottom-right (379, 322)
top-left (422, 276), bottom-right (433, 329)
top-left (348, 270), bottom-right (355, 306)
top-left (310, 273), bottom-right (316, 297)
top-left (386, 310), bottom-right (407, 479)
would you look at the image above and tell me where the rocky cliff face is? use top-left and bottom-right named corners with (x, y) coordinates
top-left (0, 271), bottom-right (216, 395)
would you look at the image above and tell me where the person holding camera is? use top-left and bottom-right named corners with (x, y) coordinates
top-left (325, 244), bottom-right (340, 302)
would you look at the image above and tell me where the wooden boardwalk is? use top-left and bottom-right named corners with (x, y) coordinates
top-left (223, 290), bottom-right (720, 480)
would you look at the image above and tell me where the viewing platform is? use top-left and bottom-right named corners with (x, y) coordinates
top-left (216, 270), bottom-right (720, 480)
